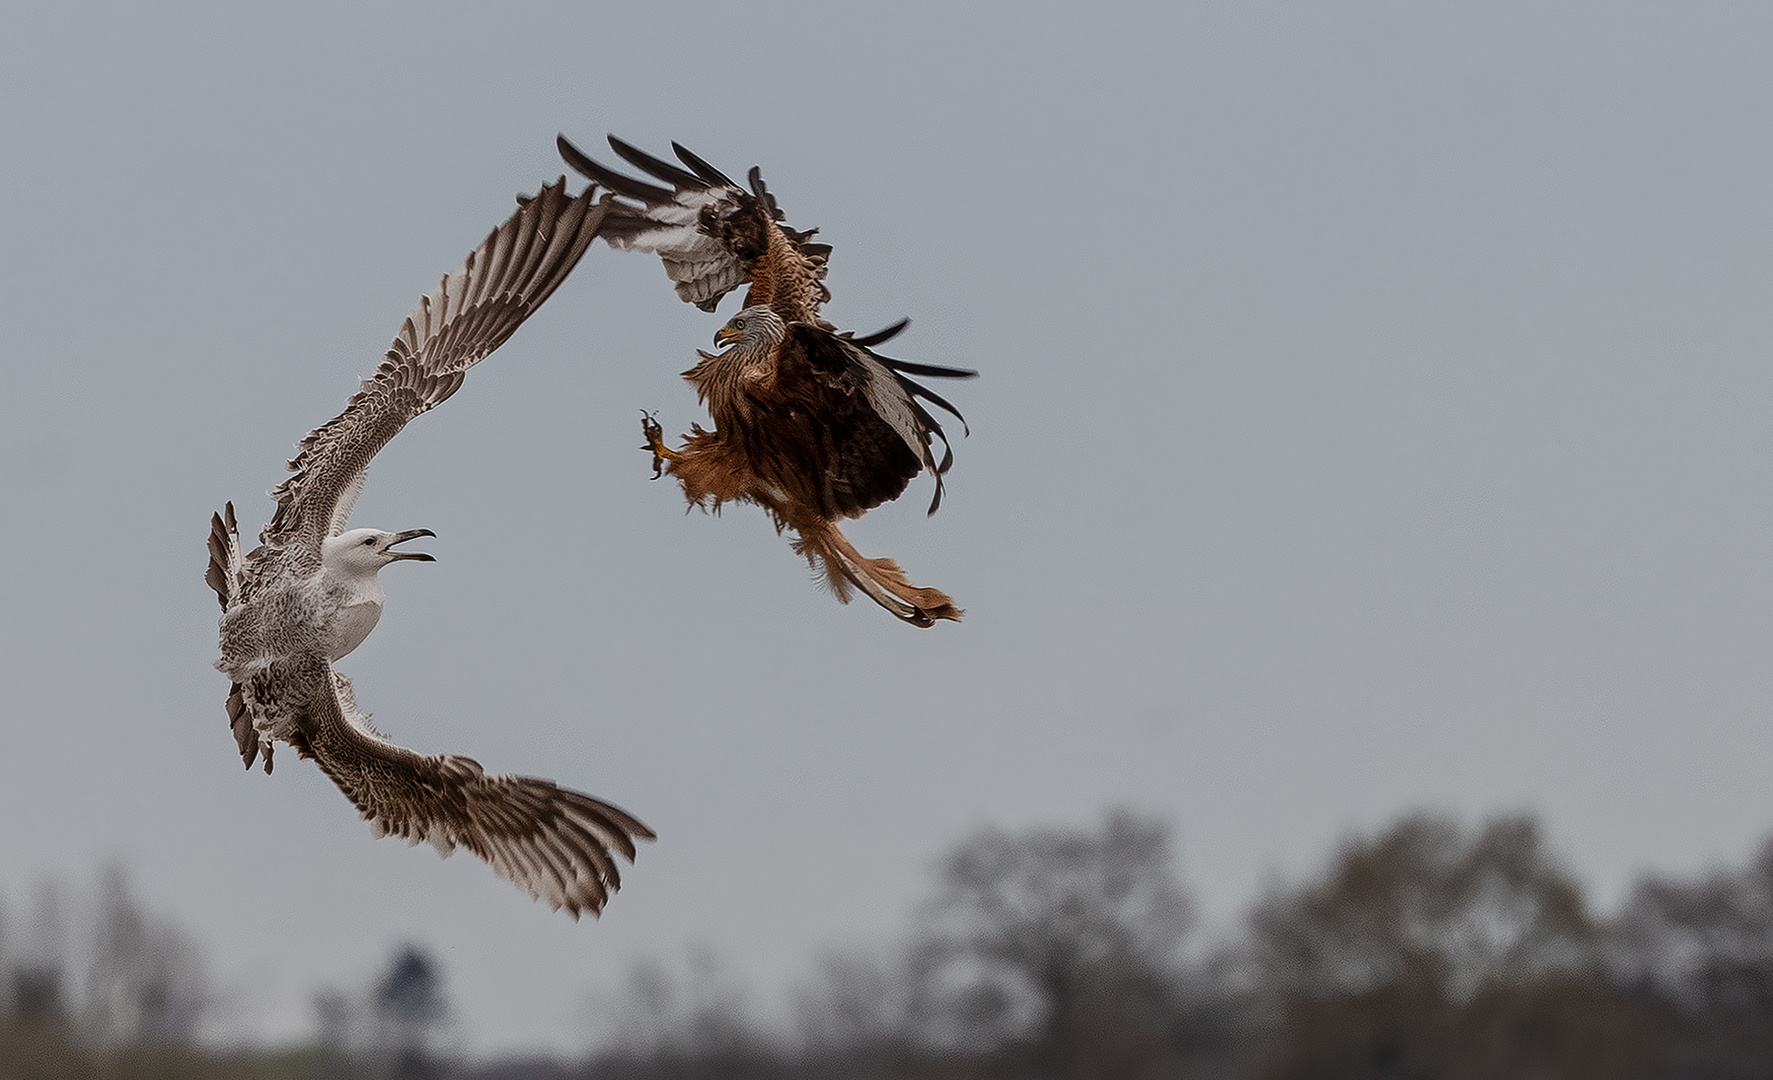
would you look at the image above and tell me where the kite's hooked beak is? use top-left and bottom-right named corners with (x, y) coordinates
top-left (713, 323), bottom-right (742, 348)
top-left (386, 528), bottom-right (437, 562)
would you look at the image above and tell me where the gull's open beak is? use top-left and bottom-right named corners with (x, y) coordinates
top-left (713, 323), bottom-right (742, 348)
top-left (386, 528), bottom-right (437, 562)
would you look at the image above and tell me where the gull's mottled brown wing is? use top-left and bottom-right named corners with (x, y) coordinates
top-left (258, 654), bottom-right (652, 919)
top-left (259, 179), bottom-right (607, 556)
top-left (558, 134), bottom-right (831, 319)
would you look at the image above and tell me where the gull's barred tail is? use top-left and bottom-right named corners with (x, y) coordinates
top-left (205, 501), bottom-right (241, 611)
top-left (208, 503), bottom-right (266, 771)
top-left (228, 683), bottom-right (265, 773)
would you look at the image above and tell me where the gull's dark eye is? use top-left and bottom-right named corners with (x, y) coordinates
top-left (362, 537), bottom-right (375, 546)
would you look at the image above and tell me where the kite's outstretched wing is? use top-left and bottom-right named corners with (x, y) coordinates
top-left (248, 655), bottom-right (652, 919)
top-left (261, 179), bottom-right (607, 557)
top-left (558, 134), bottom-right (831, 320)
top-left (781, 321), bottom-right (976, 519)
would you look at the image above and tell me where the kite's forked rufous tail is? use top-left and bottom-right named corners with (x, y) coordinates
top-left (793, 518), bottom-right (962, 628)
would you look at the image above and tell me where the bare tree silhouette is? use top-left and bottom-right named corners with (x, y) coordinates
top-left (13, 877), bottom-right (70, 1029)
top-left (1244, 812), bottom-right (1653, 1080)
top-left (373, 944), bottom-right (453, 1080)
top-left (83, 863), bottom-right (207, 1045)
top-left (1612, 837), bottom-right (1773, 1075)
top-left (906, 809), bottom-right (1195, 1078)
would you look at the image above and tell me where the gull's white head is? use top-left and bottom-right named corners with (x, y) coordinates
top-left (321, 528), bottom-right (436, 577)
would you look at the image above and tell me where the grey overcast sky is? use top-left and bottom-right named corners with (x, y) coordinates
top-left (4, 0), bottom-right (1773, 1057)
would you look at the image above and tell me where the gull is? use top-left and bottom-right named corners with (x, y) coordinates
top-left (208, 178), bottom-right (651, 918)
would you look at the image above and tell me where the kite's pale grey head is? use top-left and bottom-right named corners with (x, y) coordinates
top-left (713, 305), bottom-right (786, 351)
top-left (321, 528), bottom-right (436, 576)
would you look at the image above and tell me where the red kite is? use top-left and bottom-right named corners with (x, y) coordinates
top-left (560, 134), bottom-right (975, 626)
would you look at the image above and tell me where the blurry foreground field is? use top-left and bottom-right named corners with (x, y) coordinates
top-left (8, 809), bottom-right (1773, 1078)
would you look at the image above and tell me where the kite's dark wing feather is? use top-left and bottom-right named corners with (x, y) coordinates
top-left (785, 323), bottom-right (974, 517)
top-left (558, 133), bottom-right (831, 318)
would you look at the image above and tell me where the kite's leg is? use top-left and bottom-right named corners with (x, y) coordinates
top-left (640, 413), bottom-right (680, 479)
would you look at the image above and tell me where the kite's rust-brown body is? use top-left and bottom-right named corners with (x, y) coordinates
top-left (561, 134), bottom-right (975, 626)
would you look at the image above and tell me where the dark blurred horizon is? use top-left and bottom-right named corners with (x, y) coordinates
top-left (11, 806), bottom-right (1773, 1077)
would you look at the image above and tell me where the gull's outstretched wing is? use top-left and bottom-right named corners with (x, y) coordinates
top-left (249, 654), bottom-right (652, 919)
top-left (259, 178), bottom-right (607, 555)
top-left (557, 134), bottom-right (831, 319)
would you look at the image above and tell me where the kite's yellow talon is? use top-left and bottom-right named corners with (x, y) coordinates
top-left (640, 412), bottom-right (678, 479)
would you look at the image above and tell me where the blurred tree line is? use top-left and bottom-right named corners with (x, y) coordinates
top-left (15, 811), bottom-right (1773, 1077)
